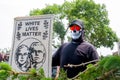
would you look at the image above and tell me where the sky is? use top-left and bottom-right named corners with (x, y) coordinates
top-left (0, 0), bottom-right (120, 56)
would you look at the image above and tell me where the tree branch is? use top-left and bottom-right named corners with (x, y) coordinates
top-left (64, 59), bottom-right (99, 68)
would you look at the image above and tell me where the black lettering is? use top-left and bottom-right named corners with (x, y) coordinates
top-left (25, 26), bottom-right (38, 31)
top-left (25, 21), bottom-right (40, 26)
top-left (25, 27), bottom-right (29, 31)
top-left (25, 22), bottom-right (34, 26)
top-left (27, 32), bottom-right (30, 36)
top-left (22, 32), bottom-right (41, 36)
top-left (33, 27), bottom-right (38, 31)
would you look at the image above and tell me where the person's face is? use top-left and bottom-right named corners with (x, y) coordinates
top-left (70, 25), bottom-right (82, 39)
top-left (18, 46), bottom-right (29, 64)
top-left (31, 44), bottom-right (44, 63)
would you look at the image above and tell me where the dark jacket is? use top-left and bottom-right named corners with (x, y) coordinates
top-left (52, 41), bottom-right (99, 78)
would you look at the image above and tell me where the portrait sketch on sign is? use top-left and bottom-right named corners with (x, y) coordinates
top-left (15, 38), bottom-right (46, 72)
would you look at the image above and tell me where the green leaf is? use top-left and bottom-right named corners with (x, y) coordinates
top-left (0, 62), bottom-right (12, 71)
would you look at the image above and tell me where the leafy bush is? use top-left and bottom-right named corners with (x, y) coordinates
top-left (0, 55), bottom-right (120, 80)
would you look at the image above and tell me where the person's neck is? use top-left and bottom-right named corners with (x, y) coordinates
top-left (72, 38), bottom-right (83, 43)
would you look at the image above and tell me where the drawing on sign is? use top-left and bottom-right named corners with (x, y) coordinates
top-left (15, 44), bottom-right (30, 71)
top-left (29, 41), bottom-right (46, 69)
top-left (15, 38), bottom-right (46, 72)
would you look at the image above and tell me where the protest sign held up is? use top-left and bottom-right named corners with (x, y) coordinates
top-left (9, 14), bottom-right (54, 77)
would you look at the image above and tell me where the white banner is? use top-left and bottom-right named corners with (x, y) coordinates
top-left (118, 42), bottom-right (120, 55)
top-left (9, 14), bottom-right (54, 77)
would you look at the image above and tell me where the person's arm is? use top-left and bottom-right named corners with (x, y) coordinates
top-left (88, 45), bottom-right (99, 61)
top-left (52, 45), bottom-right (63, 79)
top-left (54, 66), bottom-right (60, 80)
top-left (52, 45), bottom-right (62, 66)
top-left (52, 43), bottom-right (67, 66)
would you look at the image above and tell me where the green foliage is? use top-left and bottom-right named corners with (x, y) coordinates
top-left (27, 68), bottom-right (52, 80)
top-left (0, 62), bottom-right (52, 80)
top-left (30, 4), bottom-right (61, 16)
top-left (0, 62), bottom-right (12, 71)
top-left (76, 55), bottom-right (120, 80)
top-left (0, 56), bottom-right (120, 79)
top-left (51, 55), bottom-right (120, 80)
top-left (12, 72), bottom-right (19, 80)
top-left (17, 75), bottom-right (28, 80)
top-left (0, 70), bottom-right (10, 80)
top-left (101, 56), bottom-right (120, 71)
top-left (53, 21), bottom-right (65, 39)
top-left (57, 68), bottom-right (67, 80)
top-left (29, 0), bottom-right (118, 49)
top-left (78, 64), bottom-right (100, 80)
top-left (53, 20), bottom-right (66, 45)
top-left (62, 0), bottom-right (118, 49)
top-left (0, 62), bottom-right (11, 80)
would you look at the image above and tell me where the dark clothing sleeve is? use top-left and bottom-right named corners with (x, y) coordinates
top-left (76, 41), bottom-right (99, 62)
top-left (52, 43), bottom-right (67, 66)
top-left (88, 45), bottom-right (99, 61)
top-left (52, 48), bottom-right (61, 66)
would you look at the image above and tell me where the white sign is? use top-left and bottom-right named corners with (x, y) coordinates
top-left (9, 15), bottom-right (54, 77)
top-left (118, 42), bottom-right (120, 55)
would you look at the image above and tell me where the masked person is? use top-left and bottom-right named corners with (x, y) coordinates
top-left (52, 19), bottom-right (99, 78)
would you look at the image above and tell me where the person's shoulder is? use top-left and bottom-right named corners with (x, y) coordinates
top-left (81, 41), bottom-right (94, 47)
top-left (62, 42), bottom-right (70, 47)
top-left (63, 42), bottom-right (69, 45)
